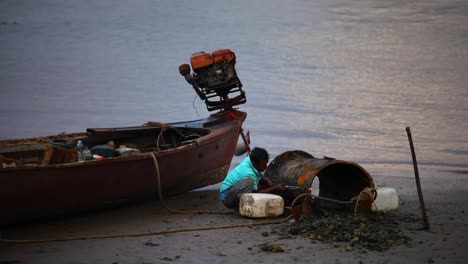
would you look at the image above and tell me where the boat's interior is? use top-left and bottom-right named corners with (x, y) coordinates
top-left (0, 125), bottom-right (210, 168)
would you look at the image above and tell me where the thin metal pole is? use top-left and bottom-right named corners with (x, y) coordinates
top-left (240, 129), bottom-right (251, 155)
top-left (406, 127), bottom-right (430, 230)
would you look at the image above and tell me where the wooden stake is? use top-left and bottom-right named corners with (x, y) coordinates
top-left (406, 127), bottom-right (430, 230)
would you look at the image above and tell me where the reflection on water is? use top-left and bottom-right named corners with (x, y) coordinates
top-left (0, 0), bottom-right (467, 178)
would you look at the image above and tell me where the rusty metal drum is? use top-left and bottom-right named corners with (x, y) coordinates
top-left (264, 150), bottom-right (374, 206)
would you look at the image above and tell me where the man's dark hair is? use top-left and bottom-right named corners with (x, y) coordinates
top-left (249, 147), bottom-right (269, 164)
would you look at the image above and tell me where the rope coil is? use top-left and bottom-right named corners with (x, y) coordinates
top-left (290, 187), bottom-right (377, 217)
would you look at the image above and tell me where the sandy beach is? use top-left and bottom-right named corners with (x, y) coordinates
top-left (1, 171), bottom-right (467, 264)
top-left (1, 0), bottom-right (467, 263)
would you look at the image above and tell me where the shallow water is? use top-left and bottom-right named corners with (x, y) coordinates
top-left (1, 0), bottom-right (467, 178)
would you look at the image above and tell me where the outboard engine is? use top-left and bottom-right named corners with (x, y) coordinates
top-left (179, 49), bottom-right (246, 111)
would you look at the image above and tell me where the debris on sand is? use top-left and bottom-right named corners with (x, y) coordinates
top-left (259, 242), bottom-right (285, 253)
top-left (273, 212), bottom-right (413, 252)
top-left (144, 241), bottom-right (159, 247)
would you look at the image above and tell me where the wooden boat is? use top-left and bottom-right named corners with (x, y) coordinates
top-left (0, 48), bottom-right (249, 225)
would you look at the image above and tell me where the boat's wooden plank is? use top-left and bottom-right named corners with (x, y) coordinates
top-left (87, 126), bottom-right (161, 135)
top-left (0, 144), bottom-right (47, 154)
top-left (37, 145), bottom-right (53, 166)
top-left (16, 157), bottom-right (38, 164)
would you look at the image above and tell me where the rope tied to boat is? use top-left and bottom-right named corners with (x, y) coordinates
top-left (0, 155), bottom-right (376, 245)
top-left (147, 152), bottom-right (233, 214)
top-left (143, 122), bottom-right (202, 151)
top-left (0, 152), bottom-right (293, 245)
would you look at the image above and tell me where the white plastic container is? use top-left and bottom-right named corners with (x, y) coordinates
top-left (371, 187), bottom-right (399, 212)
top-left (239, 193), bottom-right (284, 218)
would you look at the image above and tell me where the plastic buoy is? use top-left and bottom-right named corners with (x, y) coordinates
top-left (371, 187), bottom-right (399, 212)
top-left (239, 193), bottom-right (284, 218)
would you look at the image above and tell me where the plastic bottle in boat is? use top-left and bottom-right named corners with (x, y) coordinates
top-left (76, 140), bottom-right (85, 162)
top-left (83, 146), bottom-right (92, 160)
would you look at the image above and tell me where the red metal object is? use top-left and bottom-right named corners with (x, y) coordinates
top-left (179, 48), bottom-right (246, 112)
top-left (212, 49), bottom-right (236, 64)
top-left (0, 109), bottom-right (246, 225)
top-left (190, 51), bottom-right (213, 70)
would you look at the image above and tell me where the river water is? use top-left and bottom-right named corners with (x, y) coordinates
top-left (1, 0), bottom-right (467, 179)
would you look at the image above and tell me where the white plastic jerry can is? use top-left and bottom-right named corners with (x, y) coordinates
top-left (239, 193), bottom-right (284, 218)
top-left (371, 187), bottom-right (399, 212)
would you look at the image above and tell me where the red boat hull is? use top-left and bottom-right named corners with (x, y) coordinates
top-left (0, 110), bottom-right (246, 225)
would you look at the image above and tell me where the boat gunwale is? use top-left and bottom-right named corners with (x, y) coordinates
top-left (0, 110), bottom-right (246, 172)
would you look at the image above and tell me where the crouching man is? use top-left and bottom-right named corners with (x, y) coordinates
top-left (219, 147), bottom-right (287, 209)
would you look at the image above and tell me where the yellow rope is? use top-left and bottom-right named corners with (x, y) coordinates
top-left (0, 216), bottom-right (293, 244)
top-left (0, 153), bottom-right (292, 245)
top-left (147, 152), bottom-right (233, 214)
top-left (0, 152), bottom-right (377, 245)
top-left (353, 188), bottom-right (376, 217)
top-left (144, 122), bottom-right (201, 151)
top-left (290, 187), bottom-right (377, 218)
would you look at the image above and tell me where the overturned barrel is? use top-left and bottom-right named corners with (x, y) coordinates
top-left (264, 150), bottom-right (374, 206)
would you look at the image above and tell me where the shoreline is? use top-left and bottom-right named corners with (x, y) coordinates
top-left (1, 173), bottom-right (467, 263)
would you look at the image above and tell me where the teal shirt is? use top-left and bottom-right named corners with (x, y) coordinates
top-left (220, 156), bottom-right (261, 195)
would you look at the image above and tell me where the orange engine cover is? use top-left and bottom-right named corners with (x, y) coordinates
top-left (190, 52), bottom-right (213, 70)
top-left (212, 49), bottom-right (236, 64)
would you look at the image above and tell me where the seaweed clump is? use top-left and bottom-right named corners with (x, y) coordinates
top-left (275, 212), bottom-right (412, 252)
top-left (259, 242), bottom-right (285, 253)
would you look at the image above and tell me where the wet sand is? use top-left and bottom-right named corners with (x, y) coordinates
top-left (1, 173), bottom-right (467, 264)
